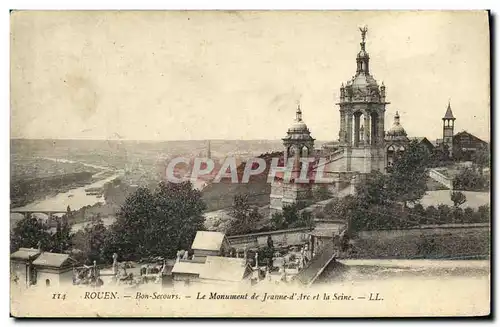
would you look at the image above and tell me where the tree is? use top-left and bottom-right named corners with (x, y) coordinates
top-left (270, 212), bottom-right (286, 230)
top-left (437, 204), bottom-right (452, 224)
top-left (450, 191), bottom-right (467, 207)
top-left (73, 215), bottom-right (109, 264)
top-left (453, 167), bottom-right (487, 191)
top-left (356, 171), bottom-right (390, 205)
top-left (49, 218), bottom-right (74, 253)
top-left (227, 195), bottom-right (262, 235)
top-left (477, 205), bottom-right (490, 223)
top-left (313, 185), bottom-right (333, 201)
top-left (106, 181), bottom-right (206, 262)
top-left (10, 216), bottom-right (52, 253)
top-left (472, 146), bottom-right (490, 176)
top-left (386, 140), bottom-right (430, 207)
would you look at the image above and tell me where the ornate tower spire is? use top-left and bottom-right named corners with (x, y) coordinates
top-left (356, 26), bottom-right (370, 74)
top-left (360, 26), bottom-right (368, 51)
top-left (394, 111), bottom-right (400, 125)
top-left (295, 102), bottom-right (303, 122)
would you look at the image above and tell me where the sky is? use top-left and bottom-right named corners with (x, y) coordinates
top-left (10, 10), bottom-right (490, 142)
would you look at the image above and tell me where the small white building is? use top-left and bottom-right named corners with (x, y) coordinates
top-left (32, 252), bottom-right (76, 287)
top-left (172, 231), bottom-right (252, 286)
top-left (10, 248), bottom-right (41, 288)
top-left (191, 231), bottom-right (231, 258)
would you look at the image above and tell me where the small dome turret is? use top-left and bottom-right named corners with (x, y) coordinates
top-left (386, 111), bottom-right (408, 140)
top-left (283, 103), bottom-right (314, 142)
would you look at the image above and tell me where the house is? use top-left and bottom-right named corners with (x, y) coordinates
top-left (409, 137), bottom-right (435, 154)
top-left (452, 131), bottom-right (489, 161)
top-left (10, 248), bottom-right (41, 288)
top-left (32, 252), bottom-right (76, 287)
top-left (171, 231), bottom-right (253, 286)
top-left (191, 231), bottom-right (231, 258)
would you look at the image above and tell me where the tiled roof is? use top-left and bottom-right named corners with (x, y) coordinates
top-left (191, 231), bottom-right (226, 252)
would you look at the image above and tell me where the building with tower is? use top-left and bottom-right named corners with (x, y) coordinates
top-left (327, 26), bottom-right (388, 174)
top-left (385, 111), bottom-right (410, 169)
top-left (269, 104), bottom-right (315, 215)
top-left (435, 101), bottom-right (488, 161)
top-left (442, 101), bottom-right (456, 158)
top-left (282, 104), bottom-right (315, 163)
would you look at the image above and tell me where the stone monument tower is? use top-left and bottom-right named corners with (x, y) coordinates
top-left (269, 104), bottom-right (315, 216)
top-left (336, 26), bottom-right (388, 173)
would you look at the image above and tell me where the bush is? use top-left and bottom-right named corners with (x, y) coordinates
top-left (453, 168), bottom-right (489, 191)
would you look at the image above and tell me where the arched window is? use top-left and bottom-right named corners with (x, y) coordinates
top-left (387, 145), bottom-right (396, 166)
top-left (45, 279), bottom-right (51, 287)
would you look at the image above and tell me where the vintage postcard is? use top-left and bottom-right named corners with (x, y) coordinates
top-left (10, 10), bottom-right (490, 318)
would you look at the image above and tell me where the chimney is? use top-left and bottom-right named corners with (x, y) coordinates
top-left (37, 241), bottom-right (42, 252)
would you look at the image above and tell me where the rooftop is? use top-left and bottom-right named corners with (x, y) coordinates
top-left (200, 256), bottom-right (250, 282)
top-left (171, 261), bottom-right (205, 276)
top-left (10, 248), bottom-right (41, 261)
top-left (32, 252), bottom-right (74, 268)
top-left (191, 231), bottom-right (227, 252)
top-left (443, 101), bottom-right (455, 120)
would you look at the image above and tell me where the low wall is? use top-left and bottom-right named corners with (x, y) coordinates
top-left (227, 227), bottom-right (312, 250)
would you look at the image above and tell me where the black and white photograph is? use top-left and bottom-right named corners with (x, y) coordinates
top-left (9, 10), bottom-right (491, 317)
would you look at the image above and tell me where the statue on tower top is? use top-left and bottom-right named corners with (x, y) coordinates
top-left (295, 101), bottom-right (302, 122)
top-left (359, 26), bottom-right (368, 51)
top-left (359, 26), bottom-right (368, 41)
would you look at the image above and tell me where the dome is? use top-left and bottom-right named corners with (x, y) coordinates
top-left (288, 120), bottom-right (309, 133)
top-left (283, 105), bottom-right (314, 141)
top-left (351, 73), bottom-right (379, 89)
top-left (386, 111), bottom-right (408, 140)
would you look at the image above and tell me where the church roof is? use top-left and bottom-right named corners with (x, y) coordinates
top-left (443, 101), bottom-right (455, 119)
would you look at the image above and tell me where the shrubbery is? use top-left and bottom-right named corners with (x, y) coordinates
top-left (320, 195), bottom-right (490, 233)
top-left (453, 168), bottom-right (489, 191)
